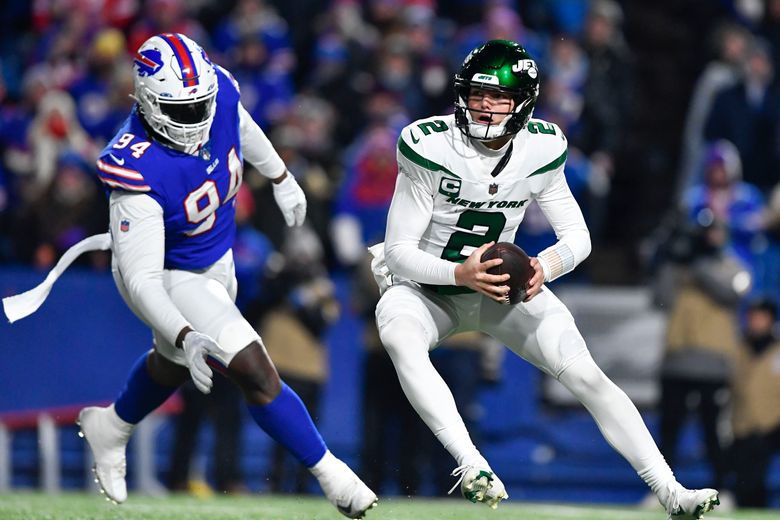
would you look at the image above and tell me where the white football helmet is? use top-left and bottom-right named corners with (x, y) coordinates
top-left (133, 33), bottom-right (218, 147)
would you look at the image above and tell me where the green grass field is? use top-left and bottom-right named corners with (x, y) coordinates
top-left (0, 493), bottom-right (777, 520)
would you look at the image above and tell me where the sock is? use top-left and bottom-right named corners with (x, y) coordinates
top-left (309, 449), bottom-right (339, 480)
top-left (105, 403), bottom-right (134, 433)
top-left (114, 352), bottom-right (178, 424)
top-left (638, 457), bottom-right (678, 504)
top-left (380, 317), bottom-right (481, 467)
top-left (247, 381), bottom-right (326, 467)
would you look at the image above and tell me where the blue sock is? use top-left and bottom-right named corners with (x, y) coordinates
top-left (247, 382), bottom-right (327, 467)
top-left (114, 353), bottom-right (178, 424)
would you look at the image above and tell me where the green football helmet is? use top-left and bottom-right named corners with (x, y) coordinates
top-left (454, 40), bottom-right (540, 140)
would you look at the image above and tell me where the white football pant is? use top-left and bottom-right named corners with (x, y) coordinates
top-left (112, 249), bottom-right (262, 367)
top-left (376, 281), bottom-right (668, 473)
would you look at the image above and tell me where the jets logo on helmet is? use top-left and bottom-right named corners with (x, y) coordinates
top-left (512, 59), bottom-right (538, 78)
top-left (134, 49), bottom-right (163, 77)
top-left (454, 39), bottom-right (540, 141)
top-left (473, 74), bottom-right (499, 84)
top-left (132, 33), bottom-right (218, 148)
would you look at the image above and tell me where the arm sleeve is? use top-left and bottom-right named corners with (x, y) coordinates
top-left (384, 170), bottom-right (457, 285)
top-left (534, 166), bottom-right (592, 282)
top-left (110, 191), bottom-right (190, 345)
top-left (238, 103), bottom-right (286, 179)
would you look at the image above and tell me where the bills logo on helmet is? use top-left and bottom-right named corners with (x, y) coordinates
top-left (134, 49), bottom-right (163, 77)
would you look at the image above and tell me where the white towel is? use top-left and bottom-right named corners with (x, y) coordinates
top-left (3, 232), bottom-right (112, 323)
top-left (368, 242), bottom-right (394, 296)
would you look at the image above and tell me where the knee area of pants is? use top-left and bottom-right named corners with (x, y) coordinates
top-left (564, 358), bottom-right (608, 395)
top-left (378, 317), bottom-right (427, 352)
top-left (558, 328), bottom-right (587, 360)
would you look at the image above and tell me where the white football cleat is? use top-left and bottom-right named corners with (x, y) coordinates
top-left (77, 405), bottom-right (134, 504)
top-left (313, 453), bottom-right (378, 519)
top-left (663, 483), bottom-right (720, 520)
top-left (449, 464), bottom-right (509, 509)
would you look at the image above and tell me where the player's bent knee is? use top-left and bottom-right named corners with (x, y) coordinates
top-left (559, 355), bottom-right (611, 399)
top-left (214, 318), bottom-right (262, 366)
top-left (147, 349), bottom-right (189, 387)
top-left (378, 316), bottom-right (429, 359)
top-left (226, 341), bottom-right (281, 405)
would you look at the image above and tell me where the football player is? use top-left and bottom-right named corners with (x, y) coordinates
top-left (18, 33), bottom-right (377, 519)
top-left (370, 39), bottom-right (719, 519)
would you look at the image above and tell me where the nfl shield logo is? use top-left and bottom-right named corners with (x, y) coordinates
top-left (120, 219), bottom-right (130, 232)
top-left (489, 183), bottom-right (498, 195)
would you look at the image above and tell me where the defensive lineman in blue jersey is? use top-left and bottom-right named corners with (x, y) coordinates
top-left (78, 33), bottom-right (378, 518)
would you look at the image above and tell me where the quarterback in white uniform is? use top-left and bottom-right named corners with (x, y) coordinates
top-left (372, 39), bottom-right (719, 519)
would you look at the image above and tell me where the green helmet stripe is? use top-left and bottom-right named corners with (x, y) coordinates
top-left (397, 136), bottom-right (461, 178)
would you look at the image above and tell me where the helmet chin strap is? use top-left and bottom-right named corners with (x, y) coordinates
top-left (166, 124), bottom-right (210, 150)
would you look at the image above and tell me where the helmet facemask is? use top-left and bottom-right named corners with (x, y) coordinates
top-left (454, 80), bottom-right (538, 140)
top-left (136, 85), bottom-right (217, 147)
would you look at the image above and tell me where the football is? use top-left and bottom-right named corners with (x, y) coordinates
top-left (480, 242), bottom-right (534, 304)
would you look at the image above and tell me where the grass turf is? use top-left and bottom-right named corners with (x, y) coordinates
top-left (0, 492), bottom-right (777, 520)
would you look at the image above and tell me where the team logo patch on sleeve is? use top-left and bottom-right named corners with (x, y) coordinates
top-left (120, 219), bottom-right (131, 232)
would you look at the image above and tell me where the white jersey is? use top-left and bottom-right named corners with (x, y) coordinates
top-left (382, 113), bottom-right (590, 290)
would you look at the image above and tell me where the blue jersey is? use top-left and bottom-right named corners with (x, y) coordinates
top-left (96, 67), bottom-right (243, 270)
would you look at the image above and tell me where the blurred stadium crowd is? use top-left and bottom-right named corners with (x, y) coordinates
top-left (1, 0), bottom-right (780, 508)
top-left (0, 0), bottom-right (778, 294)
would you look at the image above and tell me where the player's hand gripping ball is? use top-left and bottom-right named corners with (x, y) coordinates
top-left (480, 242), bottom-right (534, 304)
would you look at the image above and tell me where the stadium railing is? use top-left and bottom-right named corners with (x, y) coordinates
top-left (0, 396), bottom-right (181, 494)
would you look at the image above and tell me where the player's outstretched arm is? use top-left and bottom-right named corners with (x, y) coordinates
top-left (110, 192), bottom-right (192, 346)
top-left (385, 172), bottom-right (459, 285)
top-left (535, 167), bottom-right (591, 283)
top-left (237, 103), bottom-right (306, 226)
top-left (454, 241), bottom-right (511, 303)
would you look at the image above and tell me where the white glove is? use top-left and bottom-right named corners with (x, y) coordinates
top-left (181, 331), bottom-right (220, 394)
top-left (272, 172), bottom-right (306, 226)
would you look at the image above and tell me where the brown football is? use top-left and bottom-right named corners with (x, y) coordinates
top-left (480, 242), bottom-right (534, 304)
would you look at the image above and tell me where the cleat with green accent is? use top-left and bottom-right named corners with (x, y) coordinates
top-left (664, 484), bottom-right (719, 520)
top-left (449, 465), bottom-right (509, 509)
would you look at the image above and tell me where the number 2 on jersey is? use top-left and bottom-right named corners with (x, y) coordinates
top-left (441, 210), bottom-right (506, 262)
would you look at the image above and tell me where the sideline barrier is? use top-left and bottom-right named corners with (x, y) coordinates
top-left (0, 397), bottom-right (181, 494)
